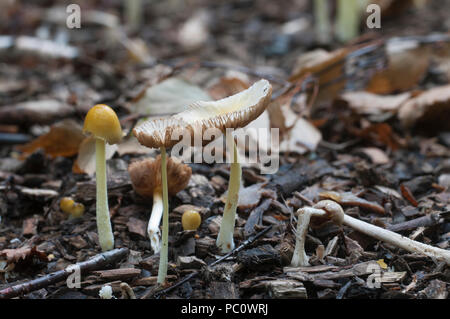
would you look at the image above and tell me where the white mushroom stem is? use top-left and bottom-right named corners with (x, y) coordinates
top-left (216, 135), bottom-right (241, 253)
top-left (147, 188), bottom-right (163, 253)
top-left (291, 202), bottom-right (450, 267)
top-left (157, 146), bottom-right (170, 285)
top-left (95, 138), bottom-right (114, 251)
top-left (342, 214), bottom-right (450, 265)
top-left (291, 207), bottom-right (327, 267)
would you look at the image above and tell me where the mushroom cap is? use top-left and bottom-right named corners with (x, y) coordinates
top-left (181, 209), bottom-right (202, 231)
top-left (128, 155), bottom-right (192, 197)
top-left (83, 104), bottom-right (123, 144)
top-left (310, 200), bottom-right (345, 228)
top-left (133, 79), bottom-right (272, 149)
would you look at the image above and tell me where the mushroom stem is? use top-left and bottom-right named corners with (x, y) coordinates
top-left (95, 138), bottom-right (114, 251)
top-left (291, 207), bottom-right (327, 267)
top-left (147, 188), bottom-right (163, 253)
top-left (216, 135), bottom-right (241, 253)
top-left (157, 146), bottom-right (170, 285)
top-left (342, 214), bottom-right (450, 265)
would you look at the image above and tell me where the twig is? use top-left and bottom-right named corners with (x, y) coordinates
top-left (0, 248), bottom-right (129, 299)
top-left (145, 225), bottom-right (273, 299)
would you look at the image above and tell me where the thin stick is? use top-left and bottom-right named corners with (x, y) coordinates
top-left (0, 248), bottom-right (129, 299)
top-left (147, 225), bottom-right (273, 299)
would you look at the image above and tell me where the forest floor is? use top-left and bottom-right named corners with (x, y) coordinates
top-left (0, 0), bottom-right (449, 299)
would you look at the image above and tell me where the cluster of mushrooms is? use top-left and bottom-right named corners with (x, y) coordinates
top-left (81, 79), bottom-right (450, 288)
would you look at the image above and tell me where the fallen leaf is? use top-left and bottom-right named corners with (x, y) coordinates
top-left (0, 99), bottom-right (74, 125)
top-left (0, 246), bottom-right (48, 266)
top-left (208, 74), bottom-right (250, 100)
top-left (338, 91), bottom-right (411, 115)
top-left (73, 136), bottom-right (118, 175)
top-left (18, 119), bottom-right (85, 159)
top-left (289, 48), bottom-right (349, 104)
top-left (356, 147), bottom-right (390, 165)
top-left (352, 123), bottom-right (403, 150)
top-left (132, 77), bottom-right (211, 116)
top-left (178, 10), bottom-right (210, 50)
top-left (366, 40), bottom-right (430, 94)
top-left (398, 84), bottom-right (450, 133)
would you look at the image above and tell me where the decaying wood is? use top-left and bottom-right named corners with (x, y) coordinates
top-left (267, 279), bottom-right (307, 299)
top-left (0, 248), bottom-right (129, 299)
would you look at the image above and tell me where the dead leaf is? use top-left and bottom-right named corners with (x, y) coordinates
top-left (132, 77), bottom-right (211, 116)
top-left (352, 123), bottom-right (403, 150)
top-left (0, 246), bottom-right (48, 266)
top-left (178, 10), bottom-right (210, 50)
top-left (398, 84), bottom-right (450, 132)
top-left (290, 48), bottom-right (348, 104)
top-left (356, 147), bottom-right (390, 165)
top-left (338, 91), bottom-right (411, 115)
top-left (0, 99), bottom-right (74, 125)
top-left (18, 119), bottom-right (84, 159)
top-left (366, 40), bottom-right (430, 94)
top-left (73, 136), bottom-right (118, 175)
top-left (208, 74), bottom-right (250, 100)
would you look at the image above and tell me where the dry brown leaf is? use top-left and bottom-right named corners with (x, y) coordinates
top-left (208, 75), bottom-right (250, 100)
top-left (356, 147), bottom-right (390, 165)
top-left (398, 84), bottom-right (450, 132)
top-left (289, 48), bottom-right (348, 104)
top-left (0, 246), bottom-right (48, 265)
top-left (352, 123), bottom-right (403, 150)
top-left (366, 41), bottom-right (430, 94)
top-left (18, 119), bottom-right (85, 159)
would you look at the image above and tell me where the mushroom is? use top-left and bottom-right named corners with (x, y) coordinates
top-left (182, 209), bottom-right (202, 231)
top-left (128, 155), bottom-right (192, 253)
top-left (133, 79), bottom-right (272, 282)
top-left (291, 200), bottom-right (450, 267)
top-left (83, 104), bottom-right (122, 251)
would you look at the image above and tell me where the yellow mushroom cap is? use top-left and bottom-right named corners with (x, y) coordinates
top-left (133, 79), bottom-right (272, 149)
top-left (83, 104), bottom-right (123, 144)
top-left (128, 155), bottom-right (192, 197)
top-left (182, 210), bottom-right (201, 231)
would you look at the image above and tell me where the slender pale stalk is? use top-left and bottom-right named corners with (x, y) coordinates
top-left (216, 135), bottom-right (241, 253)
top-left (314, 0), bottom-right (331, 44)
top-left (157, 146), bottom-right (169, 285)
top-left (291, 207), bottom-right (326, 267)
top-left (335, 0), bottom-right (360, 43)
top-left (147, 188), bottom-right (163, 253)
top-left (343, 214), bottom-right (450, 265)
top-left (95, 138), bottom-right (114, 251)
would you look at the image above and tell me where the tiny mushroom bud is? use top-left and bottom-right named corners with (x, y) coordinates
top-left (133, 79), bottom-right (272, 283)
top-left (60, 197), bottom-right (85, 219)
top-left (182, 210), bottom-right (201, 231)
top-left (83, 104), bottom-right (122, 252)
top-left (128, 155), bottom-right (191, 253)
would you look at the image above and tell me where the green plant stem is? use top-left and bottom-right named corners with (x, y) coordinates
top-left (335, 0), bottom-right (360, 43)
top-left (314, 0), bottom-right (331, 44)
top-left (216, 135), bottom-right (241, 253)
top-left (157, 146), bottom-right (169, 285)
top-left (95, 138), bottom-right (114, 251)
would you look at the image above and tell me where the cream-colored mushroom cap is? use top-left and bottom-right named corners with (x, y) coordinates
top-left (133, 79), bottom-right (272, 149)
top-left (83, 104), bottom-right (123, 144)
top-left (128, 155), bottom-right (192, 197)
top-left (310, 200), bottom-right (345, 228)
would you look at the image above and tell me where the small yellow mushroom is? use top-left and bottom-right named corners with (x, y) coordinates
top-left (60, 197), bottom-right (85, 218)
top-left (182, 210), bottom-right (201, 231)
